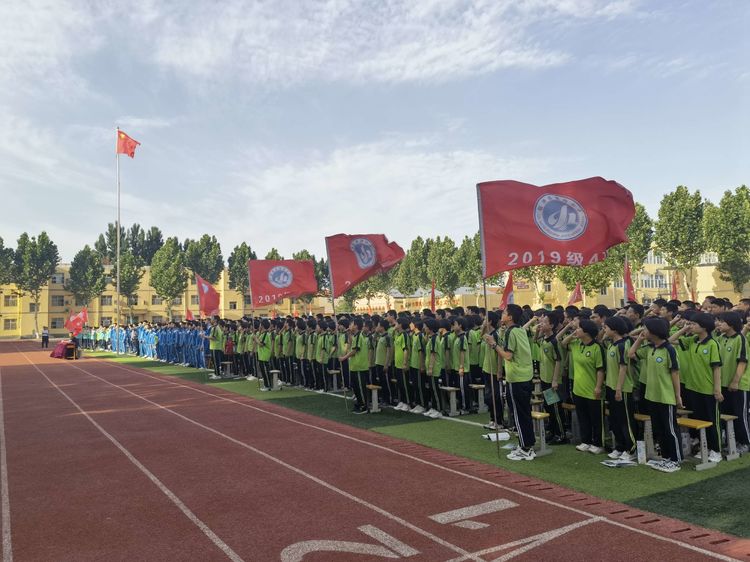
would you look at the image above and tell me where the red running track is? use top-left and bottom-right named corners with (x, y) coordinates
top-left (1, 342), bottom-right (748, 561)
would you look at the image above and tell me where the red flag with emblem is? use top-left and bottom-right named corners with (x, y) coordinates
top-left (624, 257), bottom-right (636, 302)
top-left (116, 129), bottom-right (140, 158)
top-left (326, 234), bottom-right (405, 298)
top-left (477, 177), bottom-right (635, 278)
top-left (195, 273), bottom-right (220, 316)
top-left (64, 306), bottom-right (87, 336)
top-left (567, 282), bottom-right (583, 306)
top-left (500, 272), bottom-right (514, 309)
top-left (185, 308), bottom-right (195, 321)
top-left (248, 260), bottom-right (318, 307)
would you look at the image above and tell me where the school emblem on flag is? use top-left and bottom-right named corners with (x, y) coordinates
top-left (350, 238), bottom-right (377, 269)
top-left (268, 266), bottom-right (293, 289)
top-left (534, 194), bottom-right (588, 241)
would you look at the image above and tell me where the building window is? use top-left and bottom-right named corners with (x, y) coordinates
top-left (172, 315), bottom-right (183, 322)
top-left (151, 295), bottom-right (162, 305)
top-left (127, 295), bottom-right (138, 305)
top-left (190, 277), bottom-right (196, 285)
top-left (645, 251), bottom-right (664, 265)
top-left (51, 317), bottom-right (65, 329)
top-left (613, 278), bottom-right (623, 288)
top-left (229, 301), bottom-right (237, 310)
top-left (640, 273), bottom-right (667, 290)
top-left (104, 275), bottom-right (113, 285)
top-left (75, 298), bottom-right (86, 307)
top-left (173, 296), bottom-right (182, 305)
top-left (152, 315), bottom-right (163, 324)
top-left (131, 316), bottom-right (139, 323)
top-left (51, 273), bottom-right (65, 284)
top-left (191, 295), bottom-right (200, 305)
top-left (543, 282), bottom-right (551, 293)
top-left (51, 295), bottom-right (65, 307)
top-left (699, 252), bottom-right (718, 265)
top-left (100, 295), bottom-right (113, 306)
top-left (3, 295), bottom-right (18, 307)
top-left (600, 287), bottom-right (607, 296)
top-left (243, 295), bottom-right (252, 305)
top-left (3, 319), bottom-right (17, 331)
top-left (100, 316), bottom-right (112, 327)
top-left (29, 303), bottom-right (38, 313)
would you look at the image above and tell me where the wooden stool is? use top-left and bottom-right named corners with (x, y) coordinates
top-left (720, 414), bottom-right (740, 461)
top-left (634, 413), bottom-right (657, 461)
top-left (532, 377), bottom-right (542, 396)
top-left (269, 369), bottom-right (281, 391)
top-left (531, 398), bottom-right (544, 413)
top-left (676, 408), bottom-right (693, 417)
top-left (532, 411), bottom-right (552, 456)
top-left (677, 417), bottom-right (716, 470)
top-left (328, 369), bottom-right (340, 392)
top-left (469, 384), bottom-right (487, 413)
top-left (440, 386), bottom-right (460, 417)
top-left (221, 361), bottom-right (234, 377)
top-left (366, 384), bottom-right (382, 413)
top-left (561, 402), bottom-right (580, 444)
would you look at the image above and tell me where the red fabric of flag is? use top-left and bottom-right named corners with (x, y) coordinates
top-left (500, 271), bottom-right (514, 309)
top-left (568, 282), bottom-right (583, 305)
top-left (430, 280), bottom-right (436, 313)
top-left (326, 234), bottom-right (405, 298)
top-left (65, 307), bottom-right (87, 336)
top-left (195, 273), bottom-right (220, 316)
top-left (477, 177), bottom-right (635, 278)
top-left (186, 308), bottom-right (195, 321)
top-left (670, 271), bottom-right (679, 300)
top-left (624, 258), bottom-right (636, 302)
top-left (248, 260), bottom-right (318, 307)
top-left (116, 130), bottom-right (140, 158)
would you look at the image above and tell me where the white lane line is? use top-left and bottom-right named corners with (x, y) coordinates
top-left (92, 359), bottom-right (742, 562)
top-left (429, 499), bottom-right (518, 525)
top-left (0, 369), bottom-right (12, 562)
top-left (15, 352), bottom-right (243, 562)
top-left (53, 357), bottom-right (485, 562)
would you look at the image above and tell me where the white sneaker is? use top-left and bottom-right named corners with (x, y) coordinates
top-left (575, 443), bottom-right (591, 452)
top-left (506, 447), bottom-right (536, 461)
top-left (608, 450), bottom-right (622, 459)
top-left (260, 387), bottom-right (269, 392)
top-left (736, 444), bottom-right (749, 454)
top-left (708, 450), bottom-right (723, 463)
top-left (246, 376), bottom-right (257, 381)
top-left (588, 446), bottom-right (605, 455)
top-left (429, 410), bottom-right (442, 419)
top-left (483, 422), bottom-right (500, 430)
top-left (650, 459), bottom-right (681, 473)
top-left (422, 408), bottom-right (436, 417)
top-left (209, 375), bottom-right (221, 380)
top-left (410, 405), bottom-right (425, 414)
top-left (619, 451), bottom-right (635, 462)
top-left (395, 402), bottom-right (408, 411)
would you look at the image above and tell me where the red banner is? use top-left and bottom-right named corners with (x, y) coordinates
top-left (477, 177), bottom-right (635, 278)
top-left (500, 271), bottom-right (514, 309)
top-left (568, 282), bottom-right (583, 305)
top-left (195, 273), bottom-right (220, 317)
top-left (64, 306), bottom-right (88, 336)
top-left (624, 257), bottom-right (636, 302)
top-left (248, 260), bottom-right (318, 306)
top-left (326, 234), bottom-right (405, 298)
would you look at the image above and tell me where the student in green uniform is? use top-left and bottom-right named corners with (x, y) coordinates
top-left (294, 319), bottom-right (307, 387)
top-left (716, 312), bottom-right (749, 451)
top-left (373, 320), bottom-right (394, 406)
top-left (604, 316), bottom-right (636, 461)
top-left (481, 311), bottom-right (503, 430)
top-left (339, 317), bottom-right (371, 414)
top-left (468, 316), bottom-right (483, 386)
top-left (629, 318), bottom-right (683, 472)
top-left (208, 316), bottom-right (224, 380)
top-left (488, 304), bottom-right (535, 461)
top-left (409, 320), bottom-right (427, 413)
top-left (450, 316), bottom-right (471, 415)
top-left (564, 319), bottom-right (606, 454)
top-left (423, 318), bottom-right (443, 418)
top-left (314, 321), bottom-right (326, 391)
top-left (537, 310), bottom-right (565, 443)
top-left (393, 318), bottom-right (412, 411)
top-left (255, 319), bottom-right (273, 390)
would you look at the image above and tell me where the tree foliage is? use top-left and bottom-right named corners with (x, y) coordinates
top-left (111, 250), bottom-right (145, 322)
top-left (228, 242), bottom-right (257, 297)
top-left (455, 234), bottom-right (481, 289)
top-left (13, 232), bottom-right (60, 334)
top-left (705, 186), bottom-right (750, 292)
top-left (142, 227), bottom-right (164, 265)
top-left (127, 224), bottom-right (145, 261)
top-left (265, 248), bottom-right (283, 260)
top-left (427, 236), bottom-right (460, 302)
top-left (0, 237), bottom-right (13, 285)
top-left (395, 236), bottom-right (431, 295)
top-left (150, 237), bottom-right (188, 319)
top-left (66, 245), bottom-right (106, 307)
top-left (184, 234), bottom-right (224, 284)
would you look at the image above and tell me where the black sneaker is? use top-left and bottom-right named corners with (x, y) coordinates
top-left (352, 408), bottom-right (368, 415)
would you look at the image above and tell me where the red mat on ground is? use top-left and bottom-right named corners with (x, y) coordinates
top-left (1, 342), bottom-right (748, 562)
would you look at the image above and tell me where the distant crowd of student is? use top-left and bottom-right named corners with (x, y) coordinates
top-left (76, 295), bottom-right (750, 472)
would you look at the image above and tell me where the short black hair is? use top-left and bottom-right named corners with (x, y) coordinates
top-left (628, 303), bottom-right (645, 318)
top-left (604, 316), bottom-right (628, 336)
top-left (692, 312), bottom-right (715, 333)
top-left (643, 317), bottom-right (669, 340)
top-left (718, 311), bottom-right (742, 333)
top-left (505, 304), bottom-right (523, 324)
top-left (578, 319), bottom-right (599, 340)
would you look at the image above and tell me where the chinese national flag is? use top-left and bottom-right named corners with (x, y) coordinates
top-left (116, 130), bottom-right (140, 158)
top-left (248, 260), bottom-right (318, 307)
top-left (624, 257), bottom-right (636, 302)
top-left (195, 273), bottom-right (220, 317)
top-left (477, 177), bottom-right (635, 278)
top-left (186, 308), bottom-right (195, 321)
top-left (500, 271), bottom-right (514, 309)
top-left (567, 282), bottom-right (583, 305)
top-left (326, 234), bottom-right (405, 298)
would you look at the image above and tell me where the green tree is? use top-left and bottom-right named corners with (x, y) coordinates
top-left (427, 236), bottom-right (460, 304)
top-left (514, 265), bottom-right (559, 303)
top-left (557, 255), bottom-right (622, 297)
top-left (315, 258), bottom-right (330, 293)
top-left (654, 186), bottom-right (706, 295)
top-left (13, 232), bottom-right (60, 335)
top-left (150, 237), bottom-right (188, 320)
top-left (265, 248), bottom-right (283, 260)
top-left (228, 242), bottom-right (258, 313)
top-left (395, 236), bottom-right (431, 295)
top-left (619, 202), bottom-right (654, 271)
top-left (184, 234), bottom-right (224, 284)
top-left (455, 233), bottom-right (481, 288)
top-left (127, 224), bottom-right (145, 260)
top-left (142, 227), bottom-right (163, 265)
top-left (706, 186), bottom-right (750, 293)
top-left (65, 245), bottom-right (106, 309)
top-left (0, 237), bottom-right (14, 285)
top-left (94, 234), bottom-right (108, 263)
top-left (111, 250), bottom-right (145, 322)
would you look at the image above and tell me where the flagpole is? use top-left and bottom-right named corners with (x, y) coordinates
top-left (115, 127), bottom-right (122, 337)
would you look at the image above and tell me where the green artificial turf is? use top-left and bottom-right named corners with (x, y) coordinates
top-left (88, 351), bottom-right (750, 538)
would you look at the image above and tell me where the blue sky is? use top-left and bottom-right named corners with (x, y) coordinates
top-left (1, 0), bottom-right (747, 262)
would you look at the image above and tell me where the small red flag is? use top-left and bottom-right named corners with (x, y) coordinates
top-left (326, 234), bottom-right (405, 298)
top-left (624, 257), bottom-right (636, 302)
top-left (65, 306), bottom-right (87, 336)
top-left (430, 279), bottom-right (436, 313)
top-left (568, 282), bottom-right (583, 306)
top-left (186, 308), bottom-right (195, 321)
top-left (500, 271), bottom-right (514, 309)
top-left (670, 271), bottom-right (679, 300)
top-left (248, 260), bottom-right (318, 308)
top-left (195, 273), bottom-right (220, 317)
top-left (477, 177), bottom-right (635, 278)
top-left (116, 129), bottom-right (140, 158)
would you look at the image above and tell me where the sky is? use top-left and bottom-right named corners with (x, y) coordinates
top-left (1, 0), bottom-right (748, 262)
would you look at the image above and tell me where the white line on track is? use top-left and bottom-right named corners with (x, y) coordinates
top-left (24, 351), bottom-right (484, 562)
top-left (86, 357), bottom-right (742, 562)
top-left (15, 352), bottom-right (244, 562)
top-left (0, 369), bottom-right (12, 562)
